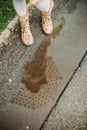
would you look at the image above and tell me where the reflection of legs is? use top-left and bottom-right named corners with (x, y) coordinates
top-left (13, 0), bottom-right (33, 45)
top-left (35, 0), bottom-right (54, 34)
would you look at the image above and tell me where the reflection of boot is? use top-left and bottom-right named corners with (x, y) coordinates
top-left (42, 0), bottom-right (54, 34)
top-left (19, 11), bottom-right (33, 46)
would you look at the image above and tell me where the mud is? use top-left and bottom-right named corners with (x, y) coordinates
top-left (21, 20), bottom-right (64, 93)
top-left (21, 38), bottom-right (50, 93)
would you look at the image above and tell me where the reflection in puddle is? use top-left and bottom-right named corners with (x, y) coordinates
top-left (51, 17), bottom-right (65, 39)
top-left (21, 18), bottom-right (65, 93)
top-left (11, 56), bottom-right (62, 110)
top-left (11, 21), bottom-right (64, 109)
top-left (22, 38), bottom-right (50, 93)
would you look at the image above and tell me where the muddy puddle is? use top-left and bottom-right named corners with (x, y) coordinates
top-left (21, 38), bottom-right (50, 93)
top-left (11, 20), bottom-right (65, 109)
top-left (21, 18), bottom-right (65, 93)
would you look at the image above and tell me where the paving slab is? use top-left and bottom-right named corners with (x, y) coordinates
top-left (41, 53), bottom-right (87, 130)
top-left (0, 0), bottom-right (87, 130)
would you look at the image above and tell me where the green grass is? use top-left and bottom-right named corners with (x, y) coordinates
top-left (0, 0), bottom-right (29, 34)
top-left (0, 0), bottom-right (16, 34)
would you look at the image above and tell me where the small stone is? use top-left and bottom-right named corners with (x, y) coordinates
top-left (65, 9), bottom-right (68, 13)
top-left (4, 40), bottom-right (8, 45)
top-left (9, 42), bottom-right (12, 46)
top-left (0, 48), bottom-right (3, 50)
top-left (26, 126), bottom-right (29, 130)
top-left (0, 61), bottom-right (2, 64)
top-left (78, 67), bottom-right (80, 70)
top-left (0, 43), bottom-right (3, 48)
top-left (9, 79), bottom-right (12, 83)
top-left (57, 81), bottom-right (59, 84)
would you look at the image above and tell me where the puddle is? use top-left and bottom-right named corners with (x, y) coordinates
top-left (11, 20), bottom-right (64, 110)
top-left (21, 18), bottom-right (65, 93)
top-left (51, 17), bottom-right (65, 39)
top-left (21, 38), bottom-right (50, 93)
top-left (11, 56), bottom-right (62, 110)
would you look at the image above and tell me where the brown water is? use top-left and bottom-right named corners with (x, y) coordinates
top-left (21, 38), bottom-right (50, 93)
top-left (11, 20), bottom-right (64, 110)
top-left (21, 20), bottom-right (64, 93)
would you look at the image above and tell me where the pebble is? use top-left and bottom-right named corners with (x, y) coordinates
top-left (25, 126), bottom-right (29, 130)
top-left (9, 79), bottom-right (12, 83)
top-left (0, 48), bottom-right (3, 51)
top-left (9, 42), bottom-right (12, 46)
top-left (40, 47), bottom-right (43, 50)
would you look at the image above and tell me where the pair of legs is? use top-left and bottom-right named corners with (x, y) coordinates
top-left (13, 0), bottom-right (54, 45)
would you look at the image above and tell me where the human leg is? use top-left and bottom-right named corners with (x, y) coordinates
top-left (13, 0), bottom-right (33, 45)
top-left (35, 0), bottom-right (54, 34)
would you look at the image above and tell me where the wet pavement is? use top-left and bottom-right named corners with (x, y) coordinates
top-left (0, 0), bottom-right (87, 130)
top-left (42, 54), bottom-right (87, 130)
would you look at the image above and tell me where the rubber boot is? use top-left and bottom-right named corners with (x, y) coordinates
top-left (19, 11), bottom-right (33, 45)
top-left (41, 0), bottom-right (54, 34)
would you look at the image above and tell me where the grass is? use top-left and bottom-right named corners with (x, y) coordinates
top-left (0, 0), bottom-right (29, 34)
top-left (0, 0), bottom-right (16, 34)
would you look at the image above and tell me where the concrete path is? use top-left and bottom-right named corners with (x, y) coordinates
top-left (41, 0), bottom-right (87, 129)
top-left (41, 54), bottom-right (87, 130)
top-left (0, 0), bottom-right (87, 130)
